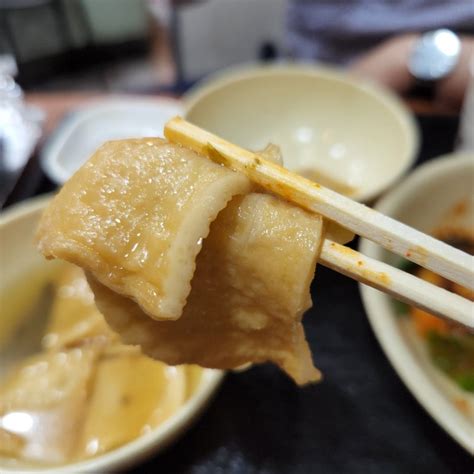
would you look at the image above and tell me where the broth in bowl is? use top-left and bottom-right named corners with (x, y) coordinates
top-left (0, 194), bottom-right (223, 473)
top-left (0, 262), bottom-right (204, 467)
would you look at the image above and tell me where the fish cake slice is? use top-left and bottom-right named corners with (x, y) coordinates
top-left (0, 346), bottom-right (100, 463)
top-left (90, 193), bottom-right (323, 384)
top-left (75, 352), bottom-right (186, 458)
top-left (42, 264), bottom-right (118, 350)
top-left (36, 138), bottom-right (250, 321)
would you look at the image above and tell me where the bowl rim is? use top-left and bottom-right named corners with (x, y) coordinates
top-left (0, 195), bottom-right (225, 473)
top-left (183, 62), bottom-right (420, 203)
top-left (39, 97), bottom-right (183, 185)
top-left (359, 152), bottom-right (474, 454)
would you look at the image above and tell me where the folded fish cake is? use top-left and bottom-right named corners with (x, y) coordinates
top-left (90, 193), bottom-right (323, 384)
top-left (0, 347), bottom-right (100, 463)
top-left (37, 138), bottom-right (325, 384)
top-left (42, 264), bottom-right (118, 350)
top-left (75, 352), bottom-right (186, 458)
top-left (36, 138), bottom-right (250, 320)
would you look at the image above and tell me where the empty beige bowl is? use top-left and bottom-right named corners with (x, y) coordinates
top-left (0, 196), bottom-right (224, 473)
top-left (184, 64), bottom-right (419, 202)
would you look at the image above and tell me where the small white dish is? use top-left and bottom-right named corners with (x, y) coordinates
top-left (184, 63), bottom-right (419, 202)
top-left (40, 98), bottom-right (183, 184)
top-left (0, 196), bottom-right (224, 473)
top-left (359, 153), bottom-right (474, 453)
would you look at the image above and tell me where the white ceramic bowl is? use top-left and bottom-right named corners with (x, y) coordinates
top-left (41, 98), bottom-right (183, 185)
top-left (0, 196), bottom-right (224, 473)
top-left (359, 153), bottom-right (474, 453)
top-left (184, 64), bottom-right (419, 202)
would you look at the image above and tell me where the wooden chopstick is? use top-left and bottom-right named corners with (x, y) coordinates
top-left (163, 117), bottom-right (474, 328)
top-left (320, 240), bottom-right (473, 329)
top-left (164, 117), bottom-right (473, 291)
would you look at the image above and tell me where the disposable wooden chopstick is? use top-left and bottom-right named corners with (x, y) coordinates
top-left (164, 117), bottom-right (473, 291)
top-left (164, 117), bottom-right (474, 328)
top-left (320, 240), bottom-right (473, 328)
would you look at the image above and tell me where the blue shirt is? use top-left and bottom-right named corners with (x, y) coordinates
top-left (286, 0), bottom-right (474, 64)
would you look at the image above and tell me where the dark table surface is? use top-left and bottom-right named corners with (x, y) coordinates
top-left (4, 114), bottom-right (473, 473)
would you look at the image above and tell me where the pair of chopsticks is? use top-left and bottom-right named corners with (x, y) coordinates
top-left (164, 117), bottom-right (474, 329)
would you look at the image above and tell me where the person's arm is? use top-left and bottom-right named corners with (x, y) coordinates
top-left (350, 33), bottom-right (474, 110)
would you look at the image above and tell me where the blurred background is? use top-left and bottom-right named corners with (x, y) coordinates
top-left (1, 0), bottom-right (472, 94)
top-left (1, 0), bottom-right (287, 93)
top-left (1, 0), bottom-right (473, 207)
top-left (1, 2), bottom-right (474, 472)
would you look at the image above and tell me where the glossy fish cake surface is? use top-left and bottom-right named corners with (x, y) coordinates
top-left (37, 139), bottom-right (324, 384)
top-left (36, 139), bottom-right (250, 321)
top-left (91, 193), bottom-right (323, 384)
